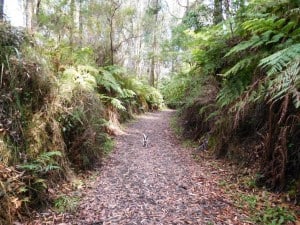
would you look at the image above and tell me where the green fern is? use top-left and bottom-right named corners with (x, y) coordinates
top-left (226, 30), bottom-right (285, 57)
top-left (100, 95), bottom-right (126, 111)
top-left (19, 151), bottom-right (62, 174)
top-left (121, 89), bottom-right (136, 99)
top-left (97, 68), bottom-right (124, 95)
top-left (110, 98), bottom-right (126, 111)
top-left (225, 36), bottom-right (261, 56)
top-left (217, 79), bottom-right (246, 107)
top-left (242, 17), bottom-right (285, 34)
top-left (224, 56), bottom-right (256, 77)
top-left (259, 44), bottom-right (300, 75)
top-left (267, 59), bottom-right (300, 108)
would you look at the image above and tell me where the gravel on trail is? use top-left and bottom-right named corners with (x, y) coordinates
top-left (28, 110), bottom-right (251, 225)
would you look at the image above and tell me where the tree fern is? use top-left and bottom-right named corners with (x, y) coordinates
top-left (110, 98), bottom-right (126, 111)
top-left (266, 33), bottom-right (285, 45)
top-left (224, 56), bottom-right (257, 77)
top-left (104, 66), bottom-right (126, 77)
top-left (225, 36), bottom-right (262, 56)
top-left (99, 95), bottom-right (126, 111)
top-left (267, 59), bottom-right (300, 108)
top-left (121, 89), bottom-right (136, 99)
top-left (259, 44), bottom-right (300, 75)
top-left (217, 78), bottom-right (248, 108)
top-left (242, 17), bottom-right (284, 34)
top-left (97, 68), bottom-right (124, 96)
top-left (226, 30), bottom-right (285, 57)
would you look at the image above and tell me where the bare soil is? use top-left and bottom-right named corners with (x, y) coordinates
top-left (28, 110), bottom-right (251, 225)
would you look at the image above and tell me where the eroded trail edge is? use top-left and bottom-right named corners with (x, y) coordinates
top-left (31, 110), bottom-right (250, 225)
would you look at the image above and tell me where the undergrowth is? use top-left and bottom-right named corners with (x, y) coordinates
top-left (161, 0), bottom-right (300, 205)
top-left (54, 195), bottom-right (79, 213)
top-left (206, 157), bottom-right (298, 225)
top-left (235, 192), bottom-right (296, 225)
top-left (0, 22), bottom-right (164, 224)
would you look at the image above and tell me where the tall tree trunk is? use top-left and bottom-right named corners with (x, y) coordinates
top-left (149, 33), bottom-right (156, 86)
top-left (224, 0), bottom-right (233, 36)
top-left (70, 0), bottom-right (75, 48)
top-left (213, 0), bottom-right (223, 25)
top-left (0, 0), bottom-right (4, 21)
top-left (78, 0), bottom-right (83, 46)
top-left (26, 0), bottom-right (33, 31)
top-left (25, 0), bottom-right (40, 31)
top-left (109, 18), bottom-right (114, 65)
top-left (35, 0), bottom-right (41, 27)
top-left (107, 1), bottom-right (121, 65)
top-left (149, 0), bottom-right (159, 87)
top-left (25, 0), bottom-right (42, 32)
top-left (0, 0), bottom-right (3, 21)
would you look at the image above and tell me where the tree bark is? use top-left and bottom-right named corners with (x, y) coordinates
top-left (149, 0), bottom-right (159, 87)
top-left (109, 17), bottom-right (114, 65)
top-left (224, 0), bottom-right (233, 36)
top-left (35, 0), bottom-right (41, 27)
top-left (108, 1), bottom-right (121, 65)
top-left (25, 0), bottom-right (41, 32)
top-left (70, 0), bottom-right (75, 47)
top-left (26, 0), bottom-right (33, 31)
top-left (149, 26), bottom-right (157, 87)
top-left (213, 0), bottom-right (223, 25)
top-left (0, 0), bottom-right (4, 21)
top-left (78, 0), bottom-right (83, 46)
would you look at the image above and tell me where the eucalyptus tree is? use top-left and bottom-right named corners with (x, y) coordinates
top-left (0, 0), bottom-right (4, 21)
top-left (81, 0), bottom-right (137, 66)
top-left (213, 0), bottom-right (223, 24)
top-left (148, 0), bottom-right (161, 86)
top-left (27, 0), bottom-right (181, 83)
top-left (141, 0), bottom-right (166, 86)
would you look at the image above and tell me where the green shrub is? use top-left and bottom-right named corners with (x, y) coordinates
top-left (54, 195), bottom-right (79, 213)
top-left (254, 206), bottom-right (295, 225)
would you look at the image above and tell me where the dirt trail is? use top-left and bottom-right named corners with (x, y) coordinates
top-left (29, 110), bottom-right (250, 225)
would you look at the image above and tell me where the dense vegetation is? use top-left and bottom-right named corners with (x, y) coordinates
top-left (162, 0), bottom-right (300, 201)
top-left (0, 22), bottom-right (163, 225)
top-left (1, 0), bottom-right (300, 223)
top-left (0, 0), bottom-right (172, 222)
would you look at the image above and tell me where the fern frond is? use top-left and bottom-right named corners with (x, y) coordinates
top-left (105, 65), bottom-right (126, 76)
top-left (226, 29), bottom-right (286, 57)
top-left (122, 89), bottom-right (136, 98)
top-left (267, 59), bottom-right (300, 108)
top-left (281, 21), bottom-right (297, 34)
top-left (99, 95), bottom-right (126, 111)
top-left (78, 65), bottom-right (99, 76)
top-left (225, 36), bottom-right (261, 56)
top-left (39, 151), bottom-right (62, 160)
top-left (242, 17), bottom-right (281, 34)
top-left (217, 79), bottom-right (247, 107)
top-left (110, 98), bottom-right (126, 111)
top-left (259, 43), bottom-right (300, 75)
top-left (19, 151), bottom-right (62, 173)
top-left (224, 56), bottom-right (256, 77)
top-left (44, 165), bottom-right (61, 172)
top-left (288, 7), bottom-right (300, 16)
top-left (98, 68), bottom-right (124, 95)
top-left (266, 33), bottom-right (284, 45)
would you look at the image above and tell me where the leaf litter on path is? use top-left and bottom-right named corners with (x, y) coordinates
top-left (27, 110), bottom-right (251, 225)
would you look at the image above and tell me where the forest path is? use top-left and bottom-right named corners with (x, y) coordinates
top-left (30, 110), bottom-right (250, 225)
